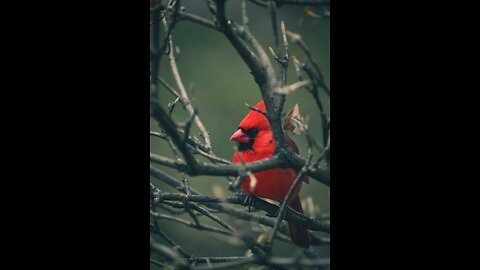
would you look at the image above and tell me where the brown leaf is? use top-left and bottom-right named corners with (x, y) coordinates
top-left (284, 104), bottom-right (307, 135)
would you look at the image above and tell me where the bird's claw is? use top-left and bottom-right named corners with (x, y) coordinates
top-left (243, 195), bottom-right (253, 212)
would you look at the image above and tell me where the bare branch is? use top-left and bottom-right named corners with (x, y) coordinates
top-left (152, 228), bottom-right (191, 258)
top-left (188, 256), bottom-right (251, 263)
top-left (161, 200), bottom-right (236, 232)
top-left (151, 211), bottom-right (232, 236)
top-left (191, 256), bottom-right (329, 270)
top-left (245, 103), bottom-right (268, 116)
top-left (167, 33), bottom-right (212, 151)
top-left (287, 30), bottom-right (330, 96)
top-left (268, 0), bottom-right (279, 49)
top-left (150, 152), bottom-right (330, 186)
top-left (152, 209), bottom-right (319, 247)
top-left (241, 0), bottom-right (249, 27)
top-left (275, 80), bottom-right (311, 94)
top-left (192, 257), bottom-right (257, 270)
top-left (150, 167), bottom-right (330, 233)
top-left (158, 76), bottom-right (180, 98)
top-left (150, 3), bottom-right (164, 101)
top-left (214, 0), bottom-right (271, 89)
top-left (150, 237), bottom-right (188, 266)
top-left (149, 258), bottom-right (165, 268)
top-left (269, 160), bottom-right (312, 247)
top-left (177, 10), bottom-right (218, 30)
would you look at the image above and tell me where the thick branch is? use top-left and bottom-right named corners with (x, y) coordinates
top-left (214, 0), bottom-right (270, 88)
top-left (150, 151), bottom-right (330, 186)
top-left (150, 167), bottom-right (330, 233)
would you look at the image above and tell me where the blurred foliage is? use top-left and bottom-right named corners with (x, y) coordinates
top-left (151, 0), bottom-right (329, 264)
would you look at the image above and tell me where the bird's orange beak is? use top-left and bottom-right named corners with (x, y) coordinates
top-left (230, 129), bottom-right (250, 143)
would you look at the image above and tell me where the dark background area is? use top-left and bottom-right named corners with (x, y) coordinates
top-left (151, 0), bottom-right (330, 264)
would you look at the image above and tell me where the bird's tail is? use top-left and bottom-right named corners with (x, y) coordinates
top-left (287, 196), bottom-right (310, 248)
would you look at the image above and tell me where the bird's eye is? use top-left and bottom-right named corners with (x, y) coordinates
top-left (251, 128), bottom-right (259, 133)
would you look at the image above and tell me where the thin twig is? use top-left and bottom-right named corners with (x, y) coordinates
top-left (245, 103), bottom-right (268, 116)
top-left (150, 152), bottom-right (330, 186)
top-left (161, 200), bottom-right (236, 232)
top-left (154, 229), bottom-right (191, 258)
top-left (192, 257), bottom-right (257, 270)
top-left (150, 237), bottom-right (188, 266)
top-left (268, 0), bottom-right (279, 50)
top-left (241, 0), bottom-right (249, 27)
top-left (149, 258), bottom-right (165, 267)
top-left (151, 211), bottom-right (232, 236)
top-left (167, 28), bottom-right (212, 152)
top-left (158, 76), bottom-right (181, 98)
top-left (177, 10), bottom-right (218, 30)
top-left (269, 137), bottom-right (314, 248)
top-left (151, 167), bottom-right (330, 233)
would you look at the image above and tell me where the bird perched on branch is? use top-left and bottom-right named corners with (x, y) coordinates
top-left (230, 100), bottom-right (310, 248)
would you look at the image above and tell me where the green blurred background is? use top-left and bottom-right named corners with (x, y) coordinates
top-left (151, 0), bottom-right (329, 266)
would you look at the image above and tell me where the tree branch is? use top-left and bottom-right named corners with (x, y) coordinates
top-left (151, 167), bottom-right (330, 233)
top-left (150, 152), bottom-right (330, 186)
top-left (167, 31), bottom-right (213, 151)
top-left (177, 10), bottom-right (218, 30)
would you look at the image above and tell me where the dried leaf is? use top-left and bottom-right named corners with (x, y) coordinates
top-left (284, 104), bottom-right (307, 135)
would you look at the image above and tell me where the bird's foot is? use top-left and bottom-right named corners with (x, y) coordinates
top-left (243, 195), bottom-right (253, 212)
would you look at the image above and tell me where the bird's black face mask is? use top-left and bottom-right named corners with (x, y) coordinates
top-left (237, 128), bottom-right (259, 151)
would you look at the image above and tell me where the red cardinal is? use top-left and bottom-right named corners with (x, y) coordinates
top-left (230, 100), bottom-right (310, 248)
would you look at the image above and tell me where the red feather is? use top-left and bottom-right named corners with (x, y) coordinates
top-left (231, 100), bottom-right (310, 248)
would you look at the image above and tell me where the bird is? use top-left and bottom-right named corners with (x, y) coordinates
top-left (230, 100), bottom-right (310, 248)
